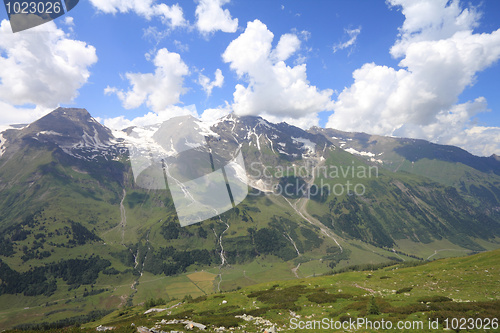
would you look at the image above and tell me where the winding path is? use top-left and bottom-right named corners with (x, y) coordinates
top-left (291, 263), bottom-right (301, 278)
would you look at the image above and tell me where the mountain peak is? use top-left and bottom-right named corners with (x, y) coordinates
top-left (50, 107), bottom-right (92, 119)
top-left (28, 107), bottom-right (96, 135)
top-left (9, 107), bottom-right (116, 160)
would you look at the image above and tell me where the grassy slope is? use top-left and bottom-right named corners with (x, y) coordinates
top-left (307, 147), bottom-right (500, 254)
top-left (63, 248), bottom-right (500, 333)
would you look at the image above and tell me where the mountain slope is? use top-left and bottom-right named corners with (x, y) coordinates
top-left (309, 127), bottom-right (500, 215)
top-left (309, 126), bottom-right (500, 181)
top-left (73, 249), bottom-right (500, 333)
top-left (0, 108), bottom-right (499, 330)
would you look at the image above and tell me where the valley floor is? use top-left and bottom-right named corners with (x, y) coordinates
top-left (4, 249), bottom-right (498, 333)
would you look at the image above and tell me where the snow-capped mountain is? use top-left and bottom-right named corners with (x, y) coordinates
top-left (2, 107), bottom-right (500, 184)
top-left (0, 108), bottom-right (124, 162)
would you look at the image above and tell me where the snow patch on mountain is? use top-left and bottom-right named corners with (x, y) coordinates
top-left (113, 126), bottom-right (172, 157)
top-left (343, 147), bottom-right (383, 164)
top-left (0, 125), bottom-right (28, 157)
top-left (292, 137), bottom-right (316, 154)
top-left (60, 127), bottom-right (116, 160)
top-left (195, 119), bottom-right (219, 138)
top-left (257, 118), bottom-right (273, 129)
top-left (0, 133), bottom-right (6, 157)
top-left (277, 149), bottom-right (298, 158)
top-left (37, 130), bottom-right (64, 137)
top-left (114, 116), bottom-right (220, 159)
top-left (265, 134), bottom-right (276, 153)
top-left (344, 147), bottom-right (375, 157)
top-left (184, 139), bottom-right (202, 149)
top-left (278, 149), bottom-right (289, 155)
top-left (41, 131), bottom-right (119, 162)
top-left (0, 124), bottom-right (27, 133)
top-left (248, 178), bottom-right (274, 193)
top-left (245, 126), bottom-right (262, 151)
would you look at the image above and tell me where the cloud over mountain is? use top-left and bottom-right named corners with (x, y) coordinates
top-left (327, 0), bottom-right (500, 156)
top-left (223, 20), bottom-right (334, 127)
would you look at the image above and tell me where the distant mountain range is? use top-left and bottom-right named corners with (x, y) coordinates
top-left (0, 107), bottom-right (499, 330)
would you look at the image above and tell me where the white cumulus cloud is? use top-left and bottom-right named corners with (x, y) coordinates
top-left (106, 48), bottom-right (189, 113)
top-left (333, 27), bottom-right (361, 54)
top-left (0, 20), bottom-right (97, 126)
top-left (0, 101), bottom-right (51, 126)
top-left (195, 0), bottom-right (238, 34)
top-left (272, 33), bottom-right (301, 61)
top-left (198, 69), bottom-right (224, 96)
top-left (223, 20), bottom-right (334, 128)
top-left (199, 103), bottom-right (232, 123)
top-left (328, 0), bottom-right (500, 156)
top-left (89, 0), bottom-right (186, 28)
top-left (260, 113), bottom-right (321, 129)
top-left (103, 105), bottom-right (198, 130)
top-left (449, 126), bottom-right (500, 157)
top-left (388, 0), bottom-right (480, 57)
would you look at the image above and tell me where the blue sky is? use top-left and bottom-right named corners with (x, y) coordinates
top-left (1, 0), bottom-right (500, 156)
